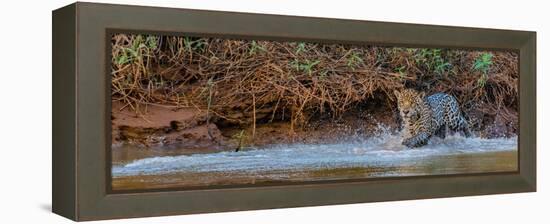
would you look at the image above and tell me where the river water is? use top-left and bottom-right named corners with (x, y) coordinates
top-left (111, 133), bottom-right (518, 191)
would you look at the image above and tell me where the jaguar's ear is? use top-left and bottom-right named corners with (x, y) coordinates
top-left (393, 90), bottom-right (401, 99)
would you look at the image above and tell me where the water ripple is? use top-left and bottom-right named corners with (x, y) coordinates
top-left (112, 134), bottom-right (517, 177)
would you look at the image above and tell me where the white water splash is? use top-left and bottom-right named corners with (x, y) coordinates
top-left (112, 131), bottom-right (517, 177)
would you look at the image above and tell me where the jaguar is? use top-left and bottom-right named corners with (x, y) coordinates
top-left (394, 89), bottom-right (471, 147)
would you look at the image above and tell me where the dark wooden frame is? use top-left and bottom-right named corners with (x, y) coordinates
top-left (53, 2), bottom-right (536, 221)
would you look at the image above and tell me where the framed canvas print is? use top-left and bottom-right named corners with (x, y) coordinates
top-left (52, 2), bottom-right (536, 221)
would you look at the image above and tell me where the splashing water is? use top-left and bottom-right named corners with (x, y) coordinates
top-left (112, 131), bottom-right (517, 177)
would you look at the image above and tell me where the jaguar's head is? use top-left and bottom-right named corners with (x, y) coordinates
top-left (394, 89), bottom-right (425, 121)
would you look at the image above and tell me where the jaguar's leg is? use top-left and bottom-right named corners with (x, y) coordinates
top-left (459, 116), bottom-right (472, 137)
top-left (402, 132), bottom-right (430, 148)
top-left (448, 113), bottom-right (472, 138)
top-left (434, 125), bottom-right (447, 139)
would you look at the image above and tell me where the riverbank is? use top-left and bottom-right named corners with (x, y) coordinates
top-left (111, 98), bottom-right (517, 151)
top-left (111, 35), bottom-right (519, 151)
top-left (111, 97), bottom-right (400, 149)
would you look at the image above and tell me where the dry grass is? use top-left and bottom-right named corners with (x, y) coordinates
top-left (111, 34), bottom-right (518, 131)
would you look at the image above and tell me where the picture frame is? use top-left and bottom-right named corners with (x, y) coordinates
top-left (52, 2), bottom-right (536, 221)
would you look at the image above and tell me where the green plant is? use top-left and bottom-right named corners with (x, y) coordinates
top-left (290, 59), bottom-right (321, 76)
top-left (114, 35), bottom-right (159, 66)
top-left (434, 61), bottom-right (452, 75)
top-left (406, 48), bottom-right (416, 54)
top-left (472, 53), bottom-right (493, 87)
top-left (183, 37), bottom-right (207, 52)
top-left (347, 51), bottom-right (362, 69)
top-left (413, 48), bottom-right (452, 75)
top-left (114, 48), bottom-right (134, 65)
top-left (473, 53), bottom-right (493, 73)
top-left (145, 36), bottom-right (158, 49)
top-left (394, 65), bottom-right (407, 79)
top-left (319, 70), bottom-right (328, 79)
top-left (249, 40), bottom-right (266, 55)
top-left (295, 42), bottom-right (306, 55)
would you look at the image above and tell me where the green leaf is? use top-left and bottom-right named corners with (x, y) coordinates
top-left (295, 42), bottom-right (306, 54)
top-left (116, 54), bottom-right (128, 65)
top-left (310, 60), bottom-right (320, 67)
